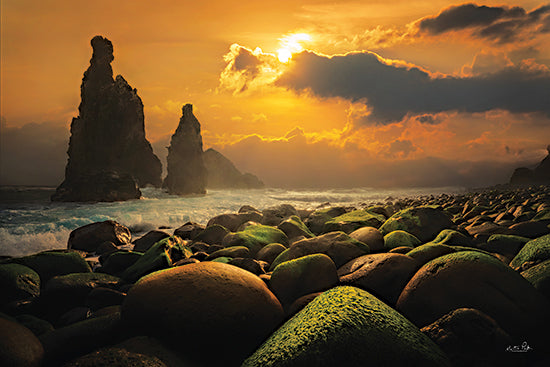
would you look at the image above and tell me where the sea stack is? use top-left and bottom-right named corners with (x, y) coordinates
top-left (203, 148), bottom-right (264, 189)
top-left (52, 36), bottom-right (162, 202)
top-left (510, 145), bottom-right (550, 186)
top-left (163, 104), bottom-right (207, 195)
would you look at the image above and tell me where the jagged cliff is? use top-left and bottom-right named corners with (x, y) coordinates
top-left (203, 148), bottom-right (264, 189)
top-left (52, 36), bottom-right (162, 202)
top-left (163, 104), bottom-right (207, 195)
top-left (510, 145), bottom-right (550, 186)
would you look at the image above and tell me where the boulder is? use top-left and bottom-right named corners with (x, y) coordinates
top-left (10, 250), bottom-right (91, 284)
top-left (379, 206), bottom-right (455, 243)
top-left (521, 259), bottom-right (550, 300)
top-left (15, 314), bottom-right (54, 337)
top-left (432, 229), bottom-right (474, 247)
top-left (338, 253), bottom-right (420, 305)
top-left (383, 230), bottom-right (422, 250)
top-left (203, 148), bottom-right (264, 189)
top-left (68, 220), bottom-right (131, 252)
top-left (242, 286), bottom-right (451, 367)
top-left (479, 234), bottom-right (530, 260)
top-left (121, 236), bottom-right (192, 282)
top-left (421, 308), bottom-right (512, 367)
top-left (323, 209), bottom-right (385, 234)
top-left (349, 226), bottom-right (384, 252)
top-left (305, 207), bottom-right (347, 235)
top-left (270, 231), bottom-right (369, 270)
top-left (396, 251), bottom-right (550, 343)
top-left (261, 204), bottom-right (298, 226)
top-left (173, 222), bottom-right (205, 241)
top-left (228, 258), bottom-right (267, 275)
top-left (121, 262), bottom-right (284, 366)
top-left (205, 246), bottom-right (251, 260)
top-left (114, 336), bottom-right (191, 367)
top-left (98, 251), bottom-right (142, 276)
top-left (0, 317), bottom-right (44, 367)
top-left (194, 224), bottom-right (230, 244)
top-left (286, 292), bottom-right (322, 317)
top-left (277, 215), bottom-right (315, 240)
top-left (270, 254), bottom-right (338, 309)
top-left (255, 243), bottom-right (287, 265)
top-left (52, 36), bottom-right (162, 202)
top-left (162, 104), bottom-right (207, 195)
top-left (132, 230), bottom-right (170, 252)
top-left (222, 225), bottom-right (289, 256)
top-left (64, 347), bottom-right (166, 367)
top-left (86, 287), bottom-right (127, 311)
top-left (509, 234), bottom-right (550, 271)
top-left (406, 243), bottom-right (456, 266)
top-left (508, 220), bottom-right (550, 238)
top-left (0, 263), bottom-right (40, 307)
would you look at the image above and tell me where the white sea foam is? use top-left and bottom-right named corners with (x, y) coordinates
top-left (0, 186), bottom-right (465, 257)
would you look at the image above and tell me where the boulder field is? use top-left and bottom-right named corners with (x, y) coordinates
top-left (2, 185), bottom-right (550, 366)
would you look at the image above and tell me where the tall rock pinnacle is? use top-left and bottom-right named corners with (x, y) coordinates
top-left (163, 104), bottom-right (207, 195)
top-left (52, 36), bottom-right (162, 202)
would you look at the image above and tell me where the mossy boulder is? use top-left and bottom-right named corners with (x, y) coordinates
top-left (432, 229), bottom-right (474, 247)
top-left (121, 236), bottom-right (192, 283)
top-left (379, 207), bottom-right (455, 243)
top-left (338, 253), bottom-right (420, 305)
top-left (349, 226), bottom-right (384, 252)
top-left (0, 317), bottom-right (44, 367)
top-left (383, 230), bottom-right (422, 250)
top-left (406, 243), bottom-right (456, 266)
top-left (509, 234), bottom-right (550, 271)
top-left (205, 245), bottom-right (251, 260)
top-left (68, 220), bottom-right (131, 253)
top-left (270, 254), bottom-right (338, 309)
top-left (479, 234), bottom-right (530, 260)
top-left (0, 263), bottom-right (40, 307)
top-left (222, 225), bottom-right (289, 256)
top-left (305, 207), bottom-right (347, 235)
top-left (242, 286), bottom-right (451, 367)
top-left (270, 231), bottom-right (369, 270)
top-left (132, 230), bottom-right (170, 252)
top-left (98, 251), bottom-right (143, 276)
top-left (397, 251), bottom-right (550, 343)
top-left (532, 208), bottom-right (550, 223)
top-left (323, 209), bottom-right (385, 234)
top-left (194, 224), bottom-right (230, 245)
top-left (256, 243), bottom-right (287, 265)
top-left (121, 262), bottom-right (284, 366)
top-left (10, 250), bottom-right (91, 284)
top-left (15, 314), bottom-right (54, 337)
top-left (207, 212), bottom-right (262, 232)
top-left (63, 347), bottom-right (166, 367)
top-left (277, 215), bottom-right (315, 240)
top-left (521, 259), bottom-right (550, 300)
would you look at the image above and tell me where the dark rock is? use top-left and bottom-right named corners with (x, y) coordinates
top-left (242, 286), bottom-right (451, 367)
top-left (256, 243), bottom-right (287, 265)
top-left (190, 251), bottom-right (208, 261)
top-left (203, 148), bottom-right (264, 189)
top-left (521, 259), bottom-right (550, 300)
top-left (163, 104), bottom-right (207, 195)
top-left (508, 220), bottom-right (550, 238)
top-left (222, 224), bottom-right (289, 256)
top-left (194, 224), bottom-right (230, 244)
top-left (10, 250), bottom-right (91, 284)
top-left (189, 241), bottom-right (210, 253)
top-left (421, 308), bottom-right (512, 367)
top-left (510, 145), bottom-right (550, 185)
top-left (172, 258), bottom-right (200, 267)
top-left (379, 206), bottom-right (455, 243)
top-left (270, 231), bottom-right (369, 270)
top-left (68, 220), bottom-right (131, 253)
top-left (0, 263), bottom-right (40, 308)
top-left (261, 204), bottom-right (298, 226)
top-left (95, 241), bottom-right (118, 256)
top-left (432, 229), bottom-right (474, 247)
top-left (338, 253), bottom-right (419, 305)
top-left (0, 317), bottom-right (44, 367)
top-left (52, 36), bottom-right (162, 202)
top-left (132, 230), bottom-right (171, 252)
top-left (286, 292), bottom-right (322, 318)
top-left (239, 205), bottom-right (259, 213)
top-left (14, 314), bottom-right (54, 337)
top-left (121, 262), bottom-right (284, 366)
top-left (98, 251), bottom-right (142, 276)
top-left (57, 307), bottom-right (91, 327)
top-left (396, 251), bottom-right (550, 343)
top-left (270, 254), bottom-right (338, 309)
top-left (390, 246), bottom-right (415, 254)
top-left (172, 222), bottom-right (204, 241)
top-left (305, 206), bottom-right (347, 235)
top-left (207, 212), bottom-right (262, 232)
top-left (205, 246), bottom-right (251, 260)
top-left (64, 347), bottom-right (167, 367)
top-left (277, 215), bottom-right (315, 240)
top-left (349, 226), bottom-right (384, 252)
top-left (228, 257), bottom-right (267, 275)
top-left (323, 209), bottom-right (385, 234)
top-left (509, 234), bottom-right (550, 271)
top-left (383, 230), bottom-right (422, 250)
top-left (479, 234), bottom-right (530, 260)
top-left (114, 336), bottom-right (191, 367)
top-left (86, 287), bottom-right (126, 311)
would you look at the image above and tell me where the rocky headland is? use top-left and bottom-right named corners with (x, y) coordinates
top-left (510, 145), bottom-right (550, 186)
top-left (203, 148), bottom-right (264, 189)
top-left (52, 36), bottom-right (162, 202)
top-left (2, 185), bottom-right (550, 366)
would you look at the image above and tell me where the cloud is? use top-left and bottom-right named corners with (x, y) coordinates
top-left (0, 120), bottom-right (69, 186)
top-left (417, 3), bottom-right (550, 43)
top-left (275, 50), bottom-right (550, 124)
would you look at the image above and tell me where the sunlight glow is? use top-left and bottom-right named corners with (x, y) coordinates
top-left (277, 33), bottom-right (311, 63)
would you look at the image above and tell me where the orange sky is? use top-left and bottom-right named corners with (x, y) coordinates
top-left (1, 0), bottom-right (549, 187)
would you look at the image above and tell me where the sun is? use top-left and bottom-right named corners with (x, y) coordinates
top-left (277, 33), bottom-right (311, 63)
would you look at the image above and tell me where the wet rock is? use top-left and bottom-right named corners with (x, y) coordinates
top-left (228, 257), bottom-right (267, 275)
top-left (98, 251), bottom-right (142, 276)
top-left (10, 250), bottom-right (91, 284)
top-left (390, 246), bottom-right (415, 254)
top-left (95, 241), bottom-right (118, 256)
top-left (432, 229), bottom-right (474, 247)
top-left (132, 230), bottom-right (170, 252)
top-left (396, 251), bottom-right (550, 343)
top-left (509, 234), bottom-right (550, 271)
top-left (0, 317), bottom-right (44, 367)
top-left (338, 253), bottom-right (419, 305)
top-left (270, 254), bottom-right (338, 309)
top-left (203, 148), bottom-right (264, 189)
top-left (305, 207), bottom-right (347, 235)
top-left (323, 209), bottom-right (385, 234)
top-left (521, 259), bottom-right (550, 300)
top-left (286, 292), bottom-right (322, 318)
top-left (242, 286), bottom-right (451, 367)
top-left (479, 234), bottom-right (530, 260)
top-left (222, 224), bottom-right (289, 256)
top-left (277, 215), bottom-right (315, 240)
top-left (0, 263), bottom-right (40, 308)
top-left (64, 347), bottom-right (167, 367)
top-left (270, 231), bottom-right (369, 270)
top-left (508, 220), bottom-right (550, 238)
top-left (205, 246), bottom-right (251, 260)
top-left (421, 308), bottom-right (512, 367)
top-left (194, 224), bottom-right (230, 244)
top-left (261, 204), bottom-right (298, 226)
top-left (162, 104), bottom-right (207, 195)
top-left (86, 287), bottom-right (126, 311)
top-left (14, 314), bottom-right (54, 337)
top-left (52, 36), bottom-right (162, 202)
top-left (121, 262), bottom-right (284, 366)
top-left (114, 336), bottom-right (191, 367)
top-left (406, 243), bottom-right (456, 266)
top-left (256, 243), bottom-right (287, 265)
top-left (349, 226), bottom-right (384, 252)
top-left (68, 220), bottom-right (131, 253)
top-left (379, 206), bottom-right (455, 243)
top-left (383, 230), bottom-right (422, 250)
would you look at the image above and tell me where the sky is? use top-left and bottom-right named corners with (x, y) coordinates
top-left (1, 0), bottom-right (549, 188)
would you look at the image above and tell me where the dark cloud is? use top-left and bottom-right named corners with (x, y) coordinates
top-left (418, 3), bottom-right (550, 43)
top-left (0, 120), bottom-right (69, 186)
top-left (276, 50), bottom-right (550, 124)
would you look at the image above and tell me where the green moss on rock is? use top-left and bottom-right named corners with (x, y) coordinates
top-left (521, 259), bottom-right (550, 300)
top-left (222, 225), bottom-right (289, 256)
top-left (379, 207), bottom-right (455, 243)
top-left (10, 251), bottom-right (91, 284)
top-left (242, 286), bottom-right (451, 367)
top-left (0, 263), bottom-right (41, 306)
top-left (323, 209), bottom-right (385, 234)
top-left (509, 234), bottom-right (550, 271)
top-left (383, 230), bottom-right (422, 250)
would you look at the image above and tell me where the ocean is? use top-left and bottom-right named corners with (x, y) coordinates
top-left (0, 186), bottom-right (466, 257)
